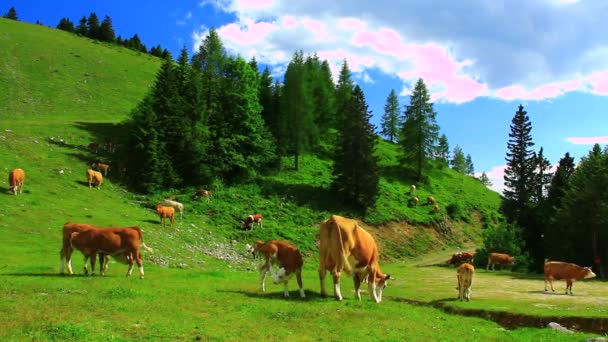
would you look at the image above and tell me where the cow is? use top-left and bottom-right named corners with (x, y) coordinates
top-left (160, 199), bottom-right (184, 220)
top-left (60, 222), bottom-right (97, 274)
top-left (155, 205), bottom-right (175, 227)
top-left (433, 204), bottom-right (441, 213)
top-left (450, 252), bottom-right (475, 266)
top-left (243, 214), bottom-right (263, 230)
top-left (544, 260), bottom-right (596, 295)
top-left (88, 141), bottom-right (99, 154)
top-left (318, 215), bottom-right (392, 303)
top-left (409, 196), bottom-right (419, 207)
top-left (427, 196), bottom-right (436, 205)
top-left (254, 240), bottom-right (305, 298)
top-left (457, 263), bottom-right (475, 301)
top-left (86, 169), bottom-right (103, 189)
top-left (410, 184), bottom-right (416, 194)
top-left (92, 162), bottom-right (110, 176)
top-left (486, 252), bottom-right (516, 271)
top-left (8, 168), bottom-right (25, 195)
top-left (68, 226), bottom-right (153, 279)
top-left (193, 189), bottom-right (212, 202)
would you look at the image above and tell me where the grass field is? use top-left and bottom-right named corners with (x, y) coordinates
top-left (1, 18), bottom-right (606, 341)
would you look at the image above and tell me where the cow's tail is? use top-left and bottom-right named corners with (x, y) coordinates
top-left (133, 226), bottom-right (154, 253)
top-left (334, 218), bottom-right (352, 274)
top-left (141, 243), bottom-right (154, 253)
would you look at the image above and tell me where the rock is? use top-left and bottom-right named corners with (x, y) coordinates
top-left (547, 322), bottom-right (573, 333)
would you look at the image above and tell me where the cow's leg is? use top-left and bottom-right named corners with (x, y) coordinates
top-left (65, 248), bottom-right (74, 275)
top-left (353, 274), bottom-right (362, 301)
top-left (367, 274), bottom-right (381, 303)
top-left (89, 253), bottom-right (97, 275)
top-left (83, 255), bottom-right (90, 275)
top-left (135, 252), bottom-right (144, 279)
top-left (296, 269), bottom-right (305, 298)
top-left (318, 266), bottom-right (328, 297)
top-left (566, 280), bottom-right (573, 295)
top-left (59, 247), bottom-right (67, 274)
top-left (332, 271), bottom-right (343, 301)
top-left (259, 260), bottom-right (270, 292)
top-left (126, 253), bottom-right (135, 277)
top-left (282, 281), bottom-right (290, 298)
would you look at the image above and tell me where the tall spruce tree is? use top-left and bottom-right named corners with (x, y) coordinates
top-left (437, 134), bottom-right (450, 167)
top-left (532, 147), bottom-right (552, 202)
top-left (4, 7), bottom-right (17, 20)
top-left (381, 89), bottom-right (400, 143)
top-left (332, 85), bottom-right (379, 211)
top-left (258, 67), bottom-right (276, 136)
top-left (399, 78), bottom-right (439, 181)
top-left (305, 55), bottom-right (335, 138)
top-left (465, 154), bottom-right (475, 175)
top-left (57, 18), bottom-right (74, 32)
top-left (99, 15), bottom-right (115, 42)
top-left (451, 145), bottom-right (466, 173)
top-left (335, 60), bottom-right (354, 130)
top-left (86, 13), bottom-right (100, 39)
top-left (76, 16), bottom-right (87, 36)
top-left (192, 28), bottom-right (226, 126)
top-left (503, 104), bottom-right (535, 221)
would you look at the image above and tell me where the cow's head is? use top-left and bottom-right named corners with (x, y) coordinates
top-left (584, 267), bottom-right (597, 279)
top-left (374, 274), bottom-right (392, 302)
top-left (245, 243), bottom-right (257, 259)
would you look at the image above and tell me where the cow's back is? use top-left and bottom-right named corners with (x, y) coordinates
top-left (545, 261), bottom-right (581, 280)
top-left (273, 240), bottom-right (303, 271)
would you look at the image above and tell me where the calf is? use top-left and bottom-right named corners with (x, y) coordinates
top-left (68, 226), bottom-right (153, 279)
top-left (86, 169), bottom-right (103, 189)
top-left (433, 204), bottom-right (440, 213)
top-left (161, 199), bottom-right (184, 220)
top-left (544, 260), bottom-right (596, 295)
top-left (457, 263), bottom-right (475, 301)
top-left (243, 214), bottom-right (263, 230)
top-left (92, 162), bottom-right (110, 176)
top-left (155, 205), bottom-right (175, 227)
top-left (486, 252), bottom-right (515, 271)
top-left (254, 240), bottom-right (305, 298)
top-left (8, 168), bottom-right (25, 195)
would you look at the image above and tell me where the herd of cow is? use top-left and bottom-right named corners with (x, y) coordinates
top-left (8, 168), bottom-right (598, 303)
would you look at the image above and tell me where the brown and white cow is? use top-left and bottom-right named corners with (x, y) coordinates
top-left (409, 196), bottom-right (419, 207)
top-left (318, 215), bottom-right (391, 303)
top-left (68, 225), bottom-right (153, 279)
top-left (243, 214), bottom-right (263, 230)
top-left (450, 252), bottom-right (475, 266)
top-left (544, 260), bottom-right (596, 295)
top-left (457, 263), bottom-right (475, 301)
top-left (427, 196), bottom-right (436, 205)
top-left (193, 189), bottom-right (212, 202)
top-left (254, 240), bottom-right (305, 298)
top-left (86, 169), bottom-right (103, 189)
top-left (155, 205), bottom-right (175, 227)
top-left (92, 162), bottom-right (110, 176)
top-left (486, 252), bottom-right (515, 271)
top-left (8, 168), bottom-right (25, 195)
top-left (60, 222), bottom-right (97, 274)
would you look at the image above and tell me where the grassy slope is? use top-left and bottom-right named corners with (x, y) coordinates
top-left (0, 19), bottom-right (604, 340)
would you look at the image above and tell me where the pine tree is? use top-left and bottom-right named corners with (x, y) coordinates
top-left (332, 85), bottom-right (379, 211)
top-left (532, 147), bottom-right (552, 202)
top-left (57, 18), bottom-right (74, 32)
top-left (399, 78), bottom-right (439, 182)
top-left (86, 13), bottom-right (101, 39)
top-left (451, 145), bottom-right (466, 173)
top-left (381, 89), bottom-right (400, 143)
top-left (99, 15), bottom-right (115, 42)
top-left (3, 7), bottom-right (17, 20)
top-left (479, 172), bottom-right (493, 187)
top-left (546, 152), bottom-right (575, 206)
top-left (335, 60), bottom-right (354, 129)
top-left (304, 55), bottom-right (335, 138)
top-left (465, 154), bottom-right (475, 175)
top-left (192, 28), bottom-right (226, 125)
top-left (503, 104), bottom-right (535, 221)
top-left (76, 16), bottom-right (87, 36)
top-left (437, 134), bottom-right (450, 167)
top-left (258, 67), bottom-right (277, 136)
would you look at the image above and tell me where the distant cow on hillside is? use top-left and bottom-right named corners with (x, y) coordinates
top-left (243, 214), bottom-right (263, 230)
top-left (8, 168), bottom-right (25, 195)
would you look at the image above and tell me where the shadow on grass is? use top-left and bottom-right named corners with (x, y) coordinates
top-left (1, 273), bottom-right (87, 278)
top-left (258, 178), bottom-right (337, 212)
top-left (218, 289), bottom-right (321, 302)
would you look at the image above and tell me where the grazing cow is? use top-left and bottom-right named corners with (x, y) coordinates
top-left (544, 260), bottom-right (596, 295)
top-left (450, 252), bottom-right (475, 266)
top-left (86, 169), bottom-right (103, 189)
top-left (243, 214), bottom-right (263, 230)
top-left (8, 168), bottom-right (25, 195)
top-left (486, 252), bottom-right (516, 271)
top-left (410, 184), bottom-right (416, 194)
top-left (88, 141), bottom-right (99, 154)
top-left (409, 196), bottom-right (419, 207)
top-left (457, 263), bottom-right (475, 301)
top-left (60, 222), bottom-right (97, 274)
top-left (68, 226), bottom-right (153, 279)
top-left (318, 215), bottom-right (392, 303)
top-left (193, 189), bottom-right (212, 202)
top-left (155, 205), bottom-right (175, 227)
top-left (92, 162), bottom-right (110, 176)
top-left (161, 199), bottom-right (184, 220)
top-left (427, 196), bottom-right (436, 205)
top-left (254, 240), bottom-right (305, 298)
top-left (433, 204), bottom-right (440, 213)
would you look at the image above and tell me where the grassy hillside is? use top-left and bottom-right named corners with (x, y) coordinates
top-left (4, 18), bottom-right (603, 340)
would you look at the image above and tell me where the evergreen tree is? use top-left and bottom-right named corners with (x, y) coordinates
top-left (149, 45), bottom-right (163, 57)
top-left (248, 56), bottom-right (258, 73)
top-left (465, 154), bottom-right (475, 175)
top-left (399, 78), bottom-right (439, 182)
top-left (332, 85), bottom-right (379, 211)
top-left (161, 48), bottom-right (171, 60)
top-left (86, 12), bottom-right (101, 39)
top-left (503, 104), bottom-right (535, 221)
top-left (3, 7), bottom-right (17, 20)
top-left (451, 145), bottom-right (466, 173)
top-left (479, 172), bottom-right (493, 187)
top-left (258, 66), bottom-right (277, 137)
top-left (304, 55), bottom-right (335, 137)
top-left (532, 147), bottom-right (552, 202)
top-left (57, 17), bottom-right (74, 32)
top-left (381, 89), bottom-right (400, 143)
top-left (99, 15), bottom-right (115, 42)
top-left (546, 152), bottom-right (575, 207)
top-left (437, 134), bottom-right (450, 167)
top-left (335, 60), bottom-right (354, 129)
top-left (76, 16), bottom-right (87, 36)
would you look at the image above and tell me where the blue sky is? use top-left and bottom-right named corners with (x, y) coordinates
top-left (8, 0), bottom-right (608, 193)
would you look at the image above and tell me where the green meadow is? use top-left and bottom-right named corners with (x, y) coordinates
top-left (0, 18), bottom-right (605, 341)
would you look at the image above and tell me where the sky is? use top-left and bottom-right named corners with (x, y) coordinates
top-left (8, 0), bottom-right (608, 193)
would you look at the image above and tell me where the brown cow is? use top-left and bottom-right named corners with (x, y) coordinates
top-left (409, 196), bottom-right (419, 207)
top-left (243, 214), bottom-right (263, 230)
top-left (193, 189), bottom-right (212, 202)
top-left (155, 205), bottom-right (175, 227)
top-left (450, 252), bottom-right (475, 266)
top-left (318, 215), bottom-right (391, 303)
top-left (486, 252), bottom-right (515, 271)
top-left (8, 168), bottom-right (25, 195)
top-left (544, 260), bottom-right (596, 295)
top-left (92, 162), bottom-right (110, 176)
top-left (86, 169), bottom-right (103, 189)
top-left (433, 204), bottom-right (440, 213)
top-left (254, 240), bottom-right (305, 298)
top-left (60, 222), bottom-right (97, 274)
top-left (457, 263), bottom-right (475, 301)
top-left (427, 196), bottom-right (436, 205)
top-left (68, 226), bottom-right (153, 279)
